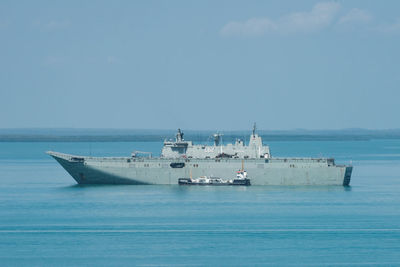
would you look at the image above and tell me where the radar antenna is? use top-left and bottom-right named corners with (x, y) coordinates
top-left (176, 128), bottom-right (184, 142)
top-left (252, 122), bottom-right (257, 137)
top-left (213, 132), bottom-right (223, 146)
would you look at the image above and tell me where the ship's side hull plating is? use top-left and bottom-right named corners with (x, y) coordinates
top-left (48, 152), bottom-right (352, 186)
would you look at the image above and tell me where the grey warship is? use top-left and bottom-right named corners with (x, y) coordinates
top-left (47, 125), bottom-right (352, 186)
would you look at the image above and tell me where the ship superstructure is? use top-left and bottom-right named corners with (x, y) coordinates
top-left (47, 125), bottom-right (352, 186)
top-left (161, 125), bottom-right (270, 159)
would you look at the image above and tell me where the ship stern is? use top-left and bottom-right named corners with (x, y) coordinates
top-left (342, 165), bottom-right (353, 186)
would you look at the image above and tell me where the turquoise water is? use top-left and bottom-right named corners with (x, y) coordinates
top-left (1, 140), bottom-right (400, 266)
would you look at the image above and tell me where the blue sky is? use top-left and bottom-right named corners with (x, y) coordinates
top-left (1, 0), bottom-right (399, 130)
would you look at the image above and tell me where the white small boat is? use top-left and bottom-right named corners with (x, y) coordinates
top-left (178, 169), bottom-right (251, 186)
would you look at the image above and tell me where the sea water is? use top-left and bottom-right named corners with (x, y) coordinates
top-left (1, 140), bottom-right (400, 266)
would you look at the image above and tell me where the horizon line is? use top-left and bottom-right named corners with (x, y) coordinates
top-left (0, 127), bottom-right (400, 131)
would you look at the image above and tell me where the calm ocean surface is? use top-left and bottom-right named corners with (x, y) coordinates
top-left (1, 140), bottom-right (400, 266)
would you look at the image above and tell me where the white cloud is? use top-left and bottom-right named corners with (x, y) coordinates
top-left (43, 56), bottom-right (65, 66)
top-left (337, 8), bottom-right (372, 25)
top-left (376, 18), bottom-right (400, 34)
top-left (280, 2), bottom-right (341, 33)
top-left (32, 20), bottom-right (70, 31)
top-left (221, 18), bottom-right (276, 36)
top-left (0, 20), bottom-right (10, 30)
top-left (44, 20), bottom-right (70, 31)
top-left (220, 2), bottom-right (341, 36)
top-left (107, 56), bottom-right (118, 64)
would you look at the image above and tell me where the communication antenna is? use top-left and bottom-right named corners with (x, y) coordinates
top-left (213, 132), bottom-right (223, 146)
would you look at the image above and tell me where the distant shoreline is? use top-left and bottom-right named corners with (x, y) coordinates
top-left (1, 128), bottom-right (400, 142)
top-left (1, 134), bottom-right (399, 142)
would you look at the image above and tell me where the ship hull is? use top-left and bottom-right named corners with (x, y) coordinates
top-left (48, 151), bottom-right (352, 186)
